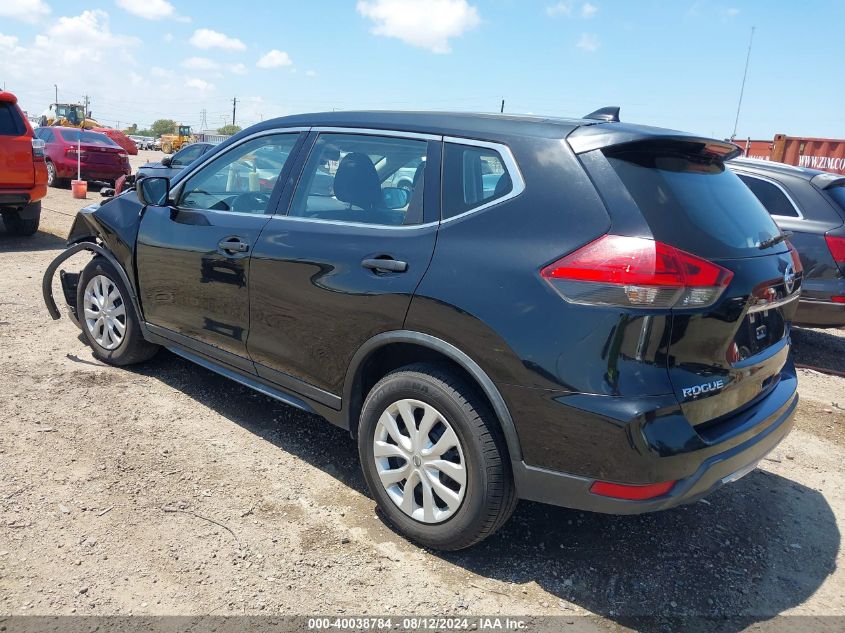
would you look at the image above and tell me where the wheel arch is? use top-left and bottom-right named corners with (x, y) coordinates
top-left (42, 241), bottom-right (145, 337)
top-left (343, 330), bottom-right (523, 461)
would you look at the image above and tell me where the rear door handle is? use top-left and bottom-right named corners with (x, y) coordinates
top-left (361, 257), bottom-right (408, 273)
top-left (218, 237), bottom-right (250, 254)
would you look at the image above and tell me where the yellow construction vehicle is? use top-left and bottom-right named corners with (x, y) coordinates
top-left (159, 124), bottom-right (196, 154)
top-left (38, 103), bottom-right (101, 129)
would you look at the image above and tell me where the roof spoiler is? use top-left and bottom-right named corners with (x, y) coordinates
top-left (568, 124), bottom-right (742, 160)
top-left (583, 106), bottom-right (620, 123)
top-left (810, 172), bottom-right (845, 190)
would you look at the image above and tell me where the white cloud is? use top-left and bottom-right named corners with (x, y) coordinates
top-left (150, 66), bottom-right (175, 79)
top-left (115, 0), bottom-right (174, 20)
top-left (581, 3), bottom-right (598, 18)
top-left (186, 77), bottom-right (214, 92)
top-left (305, 69), bottom-right (317, 77)
top-left (35, 10), bottom-right (140, 65)
top-left (189, 28), bottom-right (246, 51)
top-left (0, 0), bottom-right (50, 24)
top-left (727, 7), bottom-right (740, 16)
top-left (546, 2), bottom-right (572, 16)
top-left (227, 63), bottom-right (248, 75)
top-left (357, 0), bottom-right (480, 54)
top-left (256, 49), bottom-right (293, 68)
top-left (182, 56), bottom-right (219, 71)
top-left (576, 32), bottom-right (600, 52)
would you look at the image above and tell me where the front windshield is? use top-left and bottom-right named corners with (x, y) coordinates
top-left (178, 126), bottom-right (191, 136)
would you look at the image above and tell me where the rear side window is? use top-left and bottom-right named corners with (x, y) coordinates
top-left (737, 174), bottom-right (800, 217)
top-left (442, 143), bottom-right (512, 219)
top-left (606, 149), bottom-right (781, 258)
top-left (0, 103), bottom-right (25, 136)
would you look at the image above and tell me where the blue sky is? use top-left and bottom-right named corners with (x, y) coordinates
top-left (1, 0), bottom-right (843, 139)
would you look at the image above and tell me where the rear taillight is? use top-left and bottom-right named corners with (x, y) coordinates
top-left (65, 147), bottom-right (88, 160)
top-left (31, 138), bottom-right (45, 160)
top-left (825, 234), bottom-right (845, 270)
top-left (540, 234), bottom-right (734, 309)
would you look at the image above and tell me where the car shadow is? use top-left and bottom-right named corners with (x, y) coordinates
top-left (0, 226), bottom-right (67, 252)
top-left (128, 350), bottom-right (839, 629)
top-left (792, 326), bottom-right (845, 375)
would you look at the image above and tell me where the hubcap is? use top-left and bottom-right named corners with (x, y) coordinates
top-left (373, 399), bottom-right (466, 524)
top-left (83, 275), bottom-right (126, 350)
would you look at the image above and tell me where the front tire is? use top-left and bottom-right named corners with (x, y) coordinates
top-left (76, 256), bottom-right (159, 366)
top-left (358, 364), bottom-right (517, 550)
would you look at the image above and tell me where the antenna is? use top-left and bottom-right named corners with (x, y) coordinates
top-left (731, 26), bottom-right (755, 140)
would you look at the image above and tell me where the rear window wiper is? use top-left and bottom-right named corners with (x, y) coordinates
top-left (758, 231), bottom-right (792, 250)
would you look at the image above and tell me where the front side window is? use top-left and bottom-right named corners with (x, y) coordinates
top-left (442, 142), bottom-right (512, 219)
top-left (172, 143), bottom-right (207, 167)
top-left (179, 134), bottom-right (298, 214)
top-left (737, 174), bottom-right (799, 217)
top-left (289, 133), bottom-right (428, 226)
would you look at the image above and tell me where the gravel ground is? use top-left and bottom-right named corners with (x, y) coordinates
top-left (1, 156), bottom-right (843, 629)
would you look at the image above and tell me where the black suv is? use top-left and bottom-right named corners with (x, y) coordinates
top-left (44, 111), bottom-right (801, 550)
top-left (729, 158), bottom-right (845, 327)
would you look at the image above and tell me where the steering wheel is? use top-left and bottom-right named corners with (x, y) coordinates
top-left (230, 192), bottom-right (270, 214)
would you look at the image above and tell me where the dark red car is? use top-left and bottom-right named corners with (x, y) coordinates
top-left (33, 127), bottom-right (131, 187)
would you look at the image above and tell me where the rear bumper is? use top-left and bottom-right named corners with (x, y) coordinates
top-left (794, 298), bottom-right (845, 328)
top-left (511, 369), bottom-right (798, 513)
top-left (55, 160), bottom-right (130, 181)
top-left (0, 185), bottom-right (46, 208)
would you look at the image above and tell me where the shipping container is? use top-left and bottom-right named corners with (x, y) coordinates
top-left (739, 135), bottom-right (845, 175)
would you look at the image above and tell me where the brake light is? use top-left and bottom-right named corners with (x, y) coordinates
top-left (540, 234), bottom-right (734, 309)
top-left (590, 480), bottom-right (676, 500)
top-left (65, 147), bottom-right (88, 160)
top-left (31, 138), bottom-right (45, 160)
top-left (825, 234), bottom-right (845, 265)
top-left (831, 296), bottom-right (845, 304)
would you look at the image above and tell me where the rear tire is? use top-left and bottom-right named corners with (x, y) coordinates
top-left (45, 160), bottom-right (60, 188)
top-left (358, 363), bottom-right (517, 550)
top-left (3, 206), bottom-right (39, 236)
top-left (76, 256), bottom-right (159, 366)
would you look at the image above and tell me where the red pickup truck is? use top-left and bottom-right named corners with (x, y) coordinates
top-left (1, 91), bottom-right (48, 236)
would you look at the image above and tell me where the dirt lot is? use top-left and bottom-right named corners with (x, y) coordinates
top-left (1, 154), bottom-right (844, 628)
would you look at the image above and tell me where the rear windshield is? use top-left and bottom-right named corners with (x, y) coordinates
top-left (606, 150), bottom-right (782, 258)
top-left (58, 129), bottom-right (119, 147)
top-left (0, 103), bottom-right (25, 136)
top-left (825, 186), bottom-right (845, 216)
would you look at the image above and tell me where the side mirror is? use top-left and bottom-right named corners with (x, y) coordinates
top-left (161, 155), bottom-right (173, 167)
top-left (382, 186), bottom-right (410, 210)
top-left (136, 176), bottom-right (170, 206)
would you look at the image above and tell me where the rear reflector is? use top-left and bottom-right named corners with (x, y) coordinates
top-left (541, 234), bottom-right (733, 309)
top-left (590, 480), bottom-right (676, 500)
top-left (832, 296), bottom-right (845, 304)
top-left (826, 234), bottom-right (845, 264)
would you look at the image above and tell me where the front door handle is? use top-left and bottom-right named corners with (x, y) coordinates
top-left (218, 237), bottom-right (249, 254)
top-left (362, 257), bottom-right (408, 273)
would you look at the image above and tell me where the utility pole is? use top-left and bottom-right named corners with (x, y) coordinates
top-left (232, 97), bottom-right (237, 126)
top-left (200, 108), bottom-right (208, 131)
top-left (731, 26), bottom-right (755, 140)
top-left (500, 99), bottom-right (505, 113)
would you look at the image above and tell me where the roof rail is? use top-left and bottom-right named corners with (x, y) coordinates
top-left (584, 106), bottom-right (620, 122)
